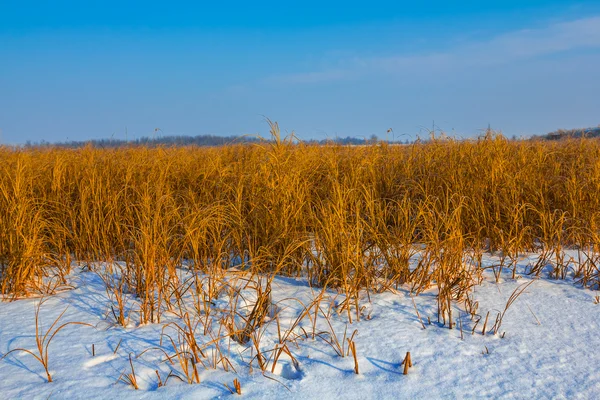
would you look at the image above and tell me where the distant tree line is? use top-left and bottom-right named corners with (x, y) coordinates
top-left (25, 134), bottom-right (264, 148)
top-left (19, 125), bottom-right (599, 148)
top-left (23, 134), bottom-right (409, 148)
top-left (534, 126), bottom-right (600, 141)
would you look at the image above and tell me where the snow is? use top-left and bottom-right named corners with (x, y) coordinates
top-left (1, 253), bottom-right (599, 399)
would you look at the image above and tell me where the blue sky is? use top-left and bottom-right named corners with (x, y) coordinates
top-left (1, 1), bottom-right (600, 143)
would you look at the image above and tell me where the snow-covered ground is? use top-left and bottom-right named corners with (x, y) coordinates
top-left (1, 254), bottom-right (599, 399)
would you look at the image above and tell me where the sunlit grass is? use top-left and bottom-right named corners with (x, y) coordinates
top-left (2, 130), bottom-right (600, 326)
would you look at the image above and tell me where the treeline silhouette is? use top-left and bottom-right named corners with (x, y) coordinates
top-left (537, 126), bottom-right (600, 140)
top-left (15, 124), bottom-right (600, 148)
top-left (24, 134), bottom-right (407, 148)
top-left (25, 134), bottom-right (262, 148)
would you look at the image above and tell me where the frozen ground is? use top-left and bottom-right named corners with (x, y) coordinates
top-left (1, 253), bottom-right (599, 399)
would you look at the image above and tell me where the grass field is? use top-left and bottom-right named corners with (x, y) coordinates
top-left (2, 127), bottom-right (600, 397)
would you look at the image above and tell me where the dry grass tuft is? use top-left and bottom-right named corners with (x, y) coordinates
top-left (0, 299), bottom-right (92, 382)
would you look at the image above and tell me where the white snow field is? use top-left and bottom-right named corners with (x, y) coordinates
top-left (1, 253), bottom-right (599, 399)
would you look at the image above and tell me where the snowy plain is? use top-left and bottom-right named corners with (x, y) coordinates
top-left (1, 253), bottom-right (599, 399)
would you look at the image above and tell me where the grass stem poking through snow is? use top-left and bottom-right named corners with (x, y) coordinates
top-left (401, 352), bottom-right (413, 375)
top-left (0, 299), bottom-right (92, 382)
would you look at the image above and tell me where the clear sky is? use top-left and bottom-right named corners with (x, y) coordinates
top-left (1, 1), bottom-right (600, 144)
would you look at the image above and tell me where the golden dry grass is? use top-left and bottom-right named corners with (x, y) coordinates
top-left (2, 128), bottom-right (600, 327)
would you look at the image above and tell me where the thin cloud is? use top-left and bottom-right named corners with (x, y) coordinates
top-left (265, 68), bottom-right (358, 85)
top-left (461, 15), bottom-right (600, 62)
top-left (268, 16), bottom-right (600, 85)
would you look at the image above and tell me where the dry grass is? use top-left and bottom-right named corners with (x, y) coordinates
top-left (401, 351), bottom-right (413, 375)
top-left (3, 129), bottom-right (600, 388)
top-left (0, 299), bottom-right (91, 382)
top-left (2, 132), bottom-right (600, 307)
top-left (117, 354), bottom-right (140, 390)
